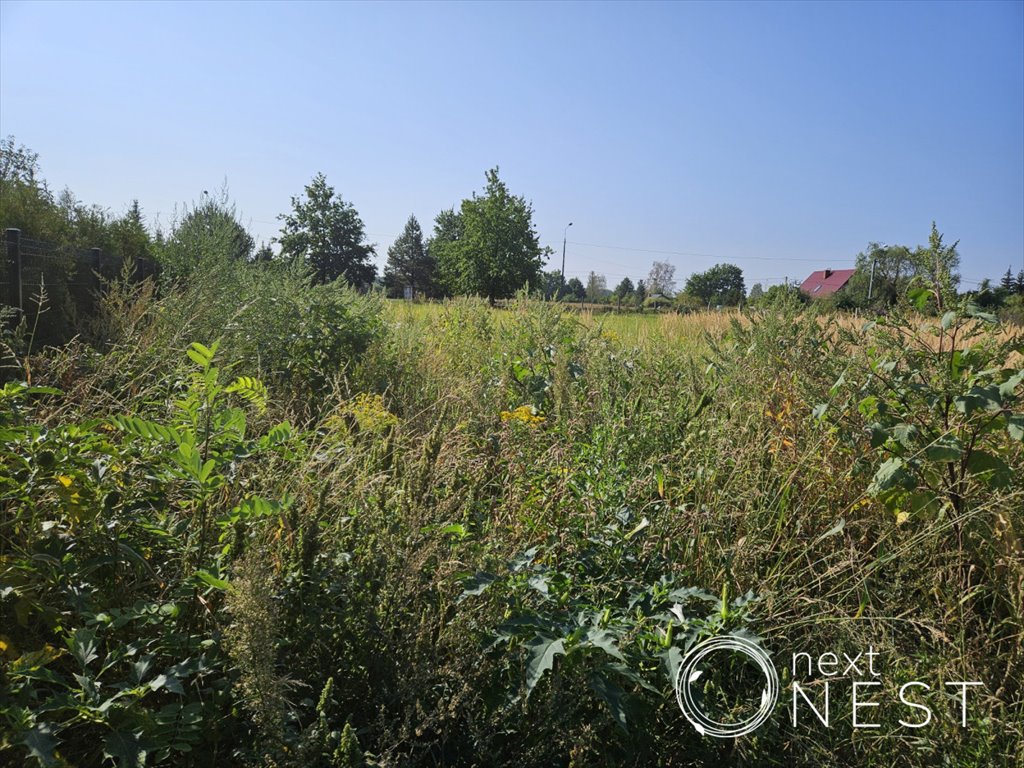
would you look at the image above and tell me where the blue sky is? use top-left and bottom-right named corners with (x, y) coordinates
top-left (1, 0), bottom-right (1021, 289)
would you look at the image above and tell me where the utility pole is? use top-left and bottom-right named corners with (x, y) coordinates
top-left (560, 222), bottom-right (573, 294)
top-left (867, 258), bottom-right (877, 302)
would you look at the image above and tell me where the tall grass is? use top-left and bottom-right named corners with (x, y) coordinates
top-left (2, 284), bottom-right (1021, 767)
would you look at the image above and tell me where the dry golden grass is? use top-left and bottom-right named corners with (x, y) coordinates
top-left (386, 300), bottom-right (1023, 364)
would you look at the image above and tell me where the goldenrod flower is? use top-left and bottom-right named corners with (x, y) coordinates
top-left (500, 405), bottom-right (546, 428)
top-left (341, 393), bottom-right (398, 432)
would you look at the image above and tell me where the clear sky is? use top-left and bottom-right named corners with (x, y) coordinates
top-left (1, 0), bottom-right (1021, 289)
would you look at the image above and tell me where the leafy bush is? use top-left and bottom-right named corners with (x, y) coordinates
top-left (3, 294), bottom-right (1021, 767)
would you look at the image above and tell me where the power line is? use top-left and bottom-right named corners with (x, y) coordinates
top-left (564, 239), bottom-right (855, 264)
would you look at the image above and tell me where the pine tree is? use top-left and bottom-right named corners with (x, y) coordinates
top-left (383, 215), bottom-right (434, 298)
top-left (1015, 270), bottom-right (1024, 295)
top-left (634, 279), bottom-right (647, 307)
top-left (1001, 267), bottom-right (1014, 291)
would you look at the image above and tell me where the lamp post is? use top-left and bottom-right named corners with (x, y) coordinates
top-left (560, 222), bottom-right (573, 294)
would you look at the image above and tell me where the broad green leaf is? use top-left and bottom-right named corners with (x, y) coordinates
top-left (194, 570), bottom-right (231, 590)
top-left (907, 286), bottom-right (930, 312)
top-left (439, 523), bottom-right (469, 540)
top-left (965, 303), bottom-right (998, 323)
top-left (510, 547), bottom-right (539, 572)
top-left (456, 572), bottom-right (496, 603)
top-left (940, 311), bottom-right (956, 330)
top-left (892, 423), bottom-right (919, 448)
top-left (10, 645), bottom-right (65, 674)
top-left (589, 672), bottom-right (629, 732)
top-left (857, 396), bottom-right (878, 418)
top-left (525, 635), bottom-right (565, 694)
top-left (1008, 414), bottom-right (1024, 442)
top-left (966, 451), bottom-right (1012, 488)
top-left (663, 645), bottom-right (684, 683)
top-left (104, 730), bottom-right (148, 768)
top-left (924, 436), bottom-right (963, 462)
top-left (583, 627), bottom-right (624, 661)
top-left (260, 422), bottom-right (292, 448)
top-left (187, 342), bottom-right (216, 368)
top-left (868, 458), bottom-right (915, 496)
top-left (999, 370), bottom-right (1024, 398)
top-left (527, 574), bottom-right (550, 596)
top-left (67, 627), bottom-right (99, 668)
top-left (23, 722), bottom-right (59, 767)
top-left (198, 459), bottom-right (217, 483)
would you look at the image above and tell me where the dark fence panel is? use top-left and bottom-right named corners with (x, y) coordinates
top-left (1, 228), bottom-right (159, 347)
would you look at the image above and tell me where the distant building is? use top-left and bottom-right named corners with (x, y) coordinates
top-left (799, 268), bottom-right (856, 298)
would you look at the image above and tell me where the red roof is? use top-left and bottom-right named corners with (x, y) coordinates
top-left (799, 269), bottom-right (856, 297)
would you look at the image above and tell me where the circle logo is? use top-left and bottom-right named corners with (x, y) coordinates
top-left (674, 635), bottom-right (779, 738)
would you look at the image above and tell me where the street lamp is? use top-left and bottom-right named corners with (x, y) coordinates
top-left (561, 222), bottom-right (573, 292)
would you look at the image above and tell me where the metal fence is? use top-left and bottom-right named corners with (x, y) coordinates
top-left (2, 228), bottom-right (159, 346)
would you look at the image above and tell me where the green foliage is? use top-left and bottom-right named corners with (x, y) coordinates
top-left (277, 173), bottom-right (376, 288)
top-left (431, 167), bottom-right (549, 302)
top-left (564, 277), bottom-right (585, 301)
top-left (750, 283), bottom-right (808, 310)
top-left (383, 214), bottom-right (434, 298)
top-left (0, 139), bottom-right (159, 348)
top-left (613, 277), bottom-right (634, 304)
top-left (844, 242), bottom-right (916, 308)
top-left (909, 222), bottom-right (961, 313)
top-left (155, 188), bottom-right (254, 282)
top-left (137, 258), bottom-right (383, 392)
top-left (540, 269), bottom-right (564, 300)
top-left (0, 136), bottom-right (65, 244)
top-left (633, 279), bottom-right (647, 307)
top-left (3, 286), bottom-right (1021, 767)
top-left (585, 271), bottom-right (608, 303)
top-left (459, 509), bottom-right (760, 733)
top-left (0, 344), bottom-right (296, 766)
top-left (683, 263), bottom-right (745, 306)
top-left (838, 304), bottom-right (1022, 525)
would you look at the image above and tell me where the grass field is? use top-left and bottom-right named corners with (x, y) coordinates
top-left (3, 278), bottom-right (1023, 767)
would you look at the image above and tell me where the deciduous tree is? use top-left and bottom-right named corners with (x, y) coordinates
top-left (160, 189), bottom-right (254, 280)
top-left (586, 271), bottom-right (607, 303)
top-left (565, 277), bottom-right (585, 301)
top-left (278, 173), bottom-right (376, 287)
top-left (432, 168), bottom-right (548, 303)
top-left (910, 222), bottom-right (960, 312)
top-left (684, 263), bottom-right (745, 306)
top-left (647, 260), bottom-right (676, 296)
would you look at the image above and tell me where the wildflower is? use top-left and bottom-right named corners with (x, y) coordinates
top-left (500, 404), bottom-right (546, 428)
top-left (341, 393), bottom-right (398, 432)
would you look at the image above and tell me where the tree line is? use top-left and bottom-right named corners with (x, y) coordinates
top-left (3, 136), bottom-right (1019, 321)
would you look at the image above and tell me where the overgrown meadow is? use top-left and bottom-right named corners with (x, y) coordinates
top-left (2, 260), bottom-right (1022, 767)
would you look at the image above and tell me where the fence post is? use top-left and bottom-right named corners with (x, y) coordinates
top-left (5, 228), bottom-right (22, 315)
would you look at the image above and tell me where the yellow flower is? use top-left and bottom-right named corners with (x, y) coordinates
top-left (500, 405), bottom-right (546, 428)
top-left (341, 393), bottom-right (398, 433)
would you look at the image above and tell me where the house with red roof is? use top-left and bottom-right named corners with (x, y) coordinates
top-left (799, 268), bottom-right (857, 298)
